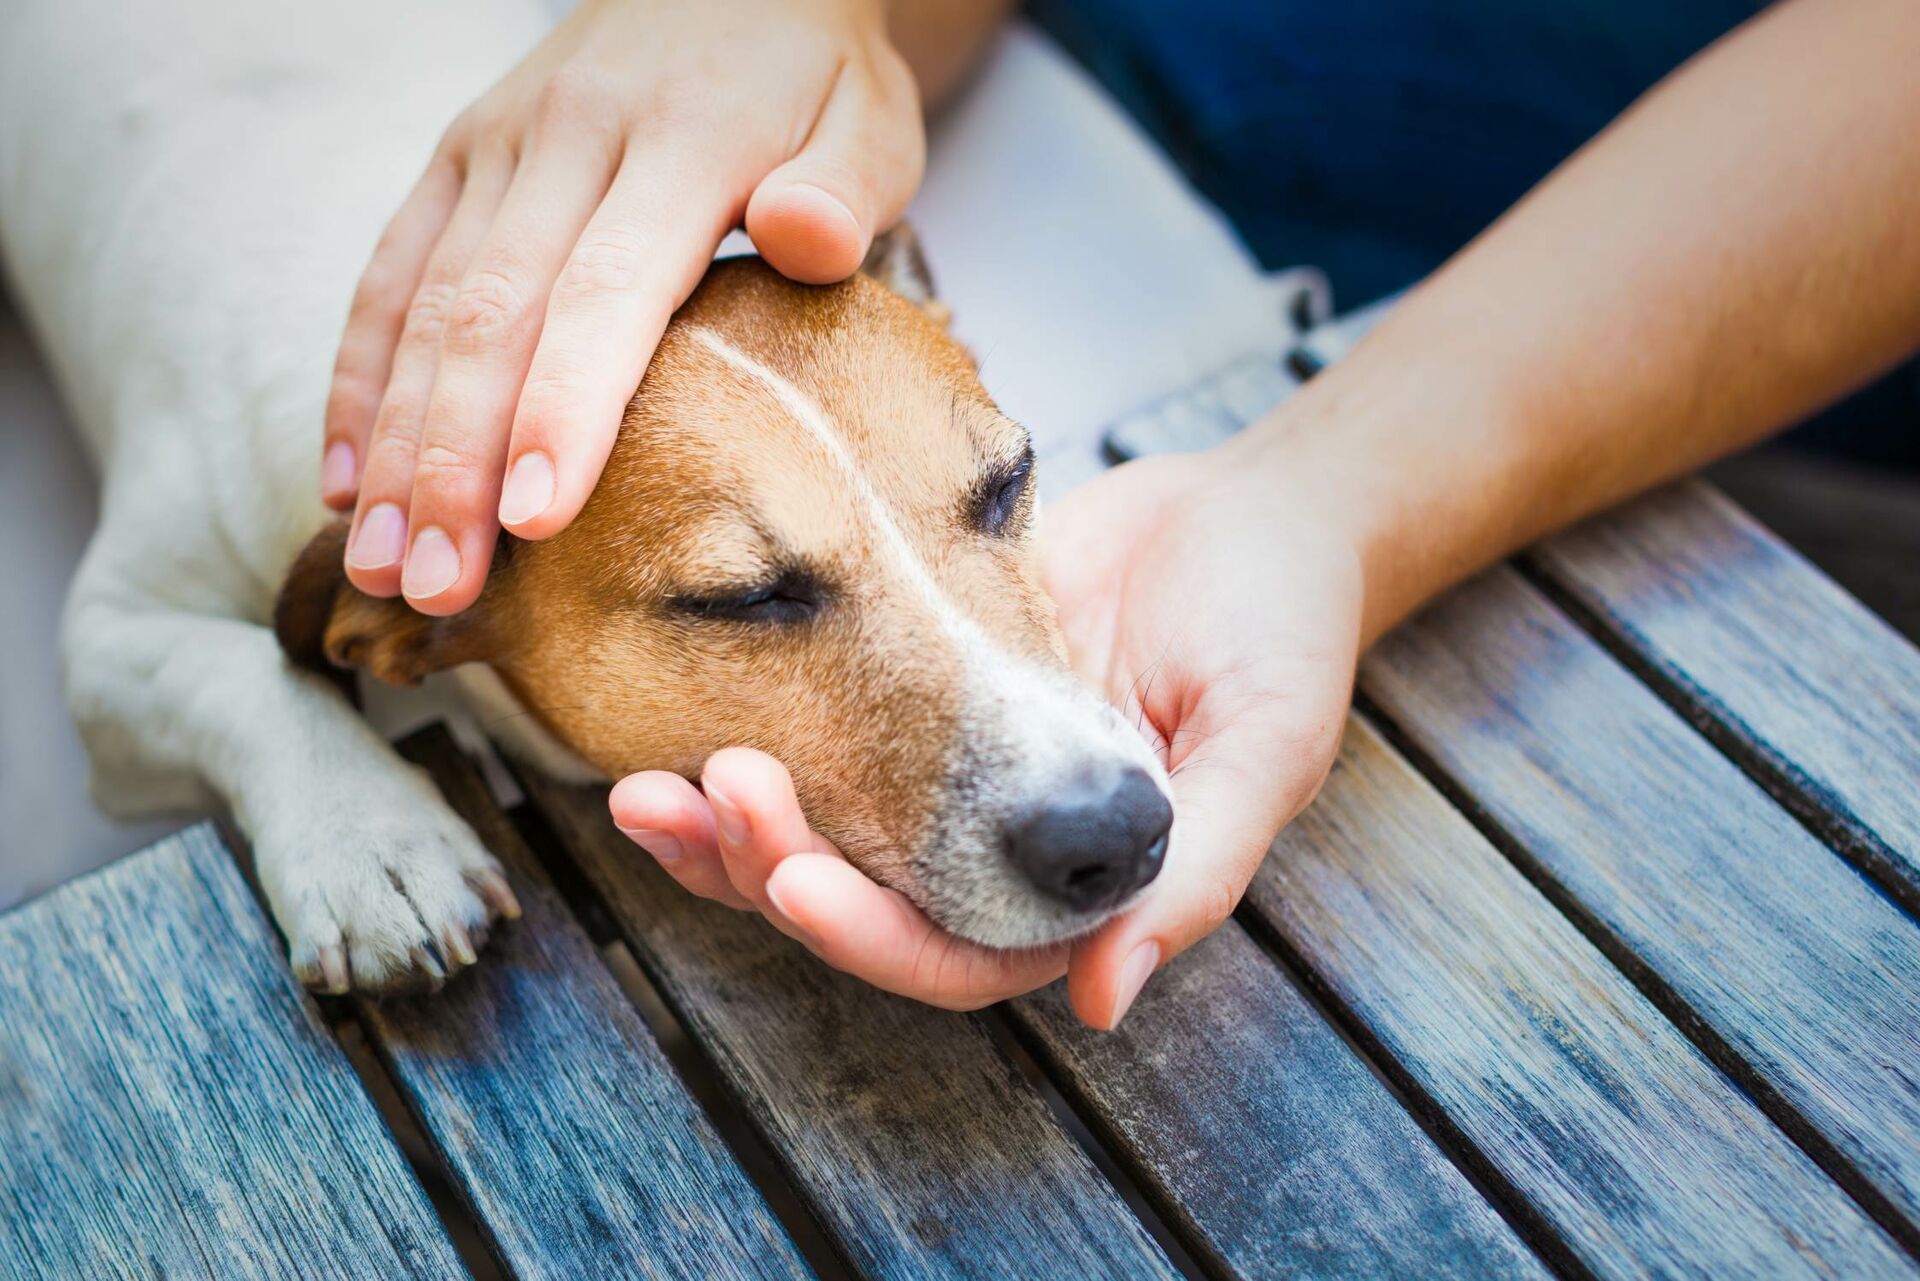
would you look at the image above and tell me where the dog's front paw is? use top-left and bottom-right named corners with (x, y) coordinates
top-left (253, 774), bottom-right (522, 996)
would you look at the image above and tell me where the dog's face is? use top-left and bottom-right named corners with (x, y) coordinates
top-left (281, 243), bottom-right (1171, 948)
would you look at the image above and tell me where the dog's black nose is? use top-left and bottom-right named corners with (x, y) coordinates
top-left (1006, 767), bottom-right (1172, 912)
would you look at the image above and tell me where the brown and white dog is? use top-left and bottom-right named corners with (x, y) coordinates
top-left (0, 0), bottom-right (1170, 992)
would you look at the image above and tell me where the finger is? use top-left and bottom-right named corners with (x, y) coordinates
top-left (324, 160), bottom-right (461, 509)
top-left (609, 771), bottom-right (751, 911)
top-left (496, 147), bottom-right (735, 542)
top-left (746, 54), bottom-right (924, 284)
top-left (344, 157), bottom-right (512, 596)
top-left (398, 140), bottom-right (617, 613)
top-left (1067, 714), bottom-right (1339, 1030)
top-left (766, 854), bottom-right (1066, 1010)
top-left (698, 748), bottom-right (816, 916)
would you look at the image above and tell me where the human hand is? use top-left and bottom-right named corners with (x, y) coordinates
top-left (1040, 450), bottom-right (1361, 1026)
top-left (323, 0), bottom-right (923, 614)
top-left (610, 749), bottom-right (1071, 1011)
top-left (610, 444), bottom-right (1363, 1026)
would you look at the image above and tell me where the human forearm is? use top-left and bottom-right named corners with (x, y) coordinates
top-left (1223, 0), bottom-right (1920, 647)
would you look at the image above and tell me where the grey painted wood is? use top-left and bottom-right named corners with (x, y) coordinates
top-left (520, 770), bottom-right (1176, 1281)
top-left (0, 825), bottom-right (465, 1281)
top-left (1361, 565), bottom-right (1920, 1251)
top-left (1529, 479), bottom-right (1920, 914)
top-left (362, 728), bottom-right (807, 1281)
top-left (1011, 922), bottom-right (1547, 1279)
top-left (1243, 716), bottom-right (1915, 1280)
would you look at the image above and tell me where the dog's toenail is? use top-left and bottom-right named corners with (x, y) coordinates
top-left (475, 868), bottom-right (522, 920)
top-left (441, 925), bottom-right (477, 967)
top-left (318, 945), bottom-right (349, 994)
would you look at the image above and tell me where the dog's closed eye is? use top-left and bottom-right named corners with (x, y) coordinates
top-left (973, 446), bottom-right (1035, 537)
top-left (671, 569), bottom-right (826, 625)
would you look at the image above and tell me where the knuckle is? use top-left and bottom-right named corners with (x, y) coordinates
top-left (408, 441), bottom-right (484, 500)
top-left (1195, 876), bottom-right (1241, 936)
top-left (325, 368), bottom-right (382, 426)
top-left (437, 112), bottom-right (475, 156)
top-left (636, 71), bottom-right (719, 132)
top-left (513, 362), bottom-right (597, 430)
top-left (443, 267), bottom-right (530, 353)
top-left (370, 395), bottom-right (425, 445)
top-left (557, 232), bottom-right (649, 299)
top-left (401, 281), bottom-right (459, 343)
top-left (350, 258), bottom-right (401, 317)
top-left (536, 66), bottom-right (618, 126)
top-left (441, 102), bottom-right (501, 156)
top-left (870, 44), bottom-right (917, 102)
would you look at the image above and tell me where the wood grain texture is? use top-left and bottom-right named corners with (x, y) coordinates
top-left (361, 728), bottom-right (808, 1281)
top-left (1529, 480), bottom-right (1920, 914)
top-left (1243, 715), bottom-right (1915, 1280)
top-left (520, 770), bottom-right (1176, 1281)
top-left (1012, 921), bottom-right (1547, 1279)
top-left (0, 825), bottom-right (465, 1281)
top-left (1362, 566), bottom-right (1920, 1251)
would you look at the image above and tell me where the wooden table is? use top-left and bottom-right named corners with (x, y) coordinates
top-left (3, 476), bottom-right (1918, 1280)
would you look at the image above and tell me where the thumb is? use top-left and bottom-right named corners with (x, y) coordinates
top-left (1066, 713), bottom-right (1343, 1030)
top-left (747, 54), bottom-right (924, 284)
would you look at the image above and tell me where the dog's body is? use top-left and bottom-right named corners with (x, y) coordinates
top-left (2, 0), bottom-right (1171, 993)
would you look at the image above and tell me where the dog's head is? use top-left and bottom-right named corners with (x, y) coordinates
top-left (278, 233), bottom-right (1171, 948)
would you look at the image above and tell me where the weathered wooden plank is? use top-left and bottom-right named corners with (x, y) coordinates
top-left (1359, 566), bottom-right (1920, 1253)
top-left (0, 825), bottom-right (465, 1281)
top-left (1011, 922), bottom-right (1548, 1279)
top-left (1243, 715), bottom-right (1915, 1279)
top-left (1528, 479), bottom-right (1920, 914)
top-left (519, 770), bottom-right (1176, 1281)
top-left (357, 728), bottom-right (808, 1281)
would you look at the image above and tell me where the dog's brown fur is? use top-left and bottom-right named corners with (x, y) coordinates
top-left (279, 243), bottom-right (1060, 896)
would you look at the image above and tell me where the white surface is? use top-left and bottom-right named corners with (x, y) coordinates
top-left (0, 21), bottom-right (1286, 908)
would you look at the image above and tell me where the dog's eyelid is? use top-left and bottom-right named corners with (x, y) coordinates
top-left (667, 567), bottom-right (828, 624)
top-left (970, 444), bottom-right (1035, 536)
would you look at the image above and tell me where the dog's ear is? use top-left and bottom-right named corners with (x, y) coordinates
top-left (861, 223), bottom-right (949, 324)
top-left (274, 520), bottom-right (487, 686)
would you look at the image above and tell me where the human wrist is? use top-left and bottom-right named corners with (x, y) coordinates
top-left (1213, 340), bottom-right (1534, 649)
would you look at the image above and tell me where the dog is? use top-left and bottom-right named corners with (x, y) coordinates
top-left (0, 0), bottom-right (1172, 993)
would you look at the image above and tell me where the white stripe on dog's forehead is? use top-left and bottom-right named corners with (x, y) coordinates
top-left (685, 324), bottom-right (1169, 804)
top-left (687, 324), bottom-right (969, 633)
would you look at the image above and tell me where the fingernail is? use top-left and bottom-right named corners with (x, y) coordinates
top-left (402, 525), bottom-right (461, 599)
top-left (765, 871), bottom-right (808, 937)
top-left (346, 502), bottom-right (406, 569)
top-left (706, 786), bottom-right (750, 846)
top-left (498, 451), bottom-right (555, 527)
top-left (620, 827), bottom-right (683, 865)
top-left (321, 440), bottom-right (356, 498)
top-left (1109, 941), bottom-right (1160, 1029)
top-left (792, 182), bottom-right (860, 238)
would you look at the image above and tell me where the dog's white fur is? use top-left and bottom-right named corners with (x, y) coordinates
top-left (0, 0), bottom-right (556, 986)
